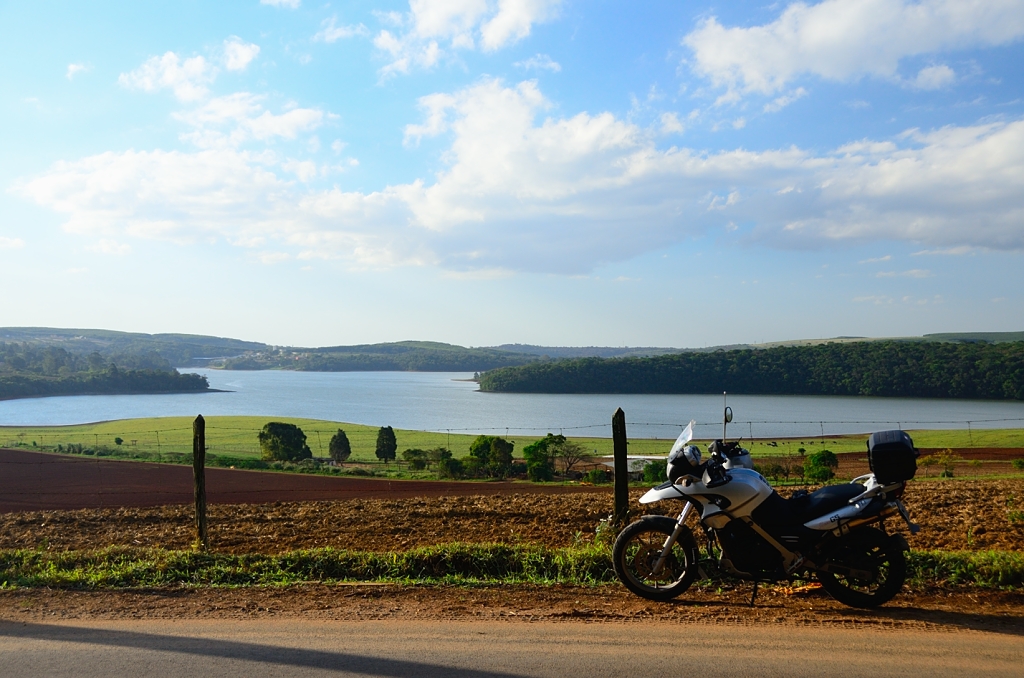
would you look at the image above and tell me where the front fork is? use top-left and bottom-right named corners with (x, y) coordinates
top-left (652, 502), bottom-right (694, 574)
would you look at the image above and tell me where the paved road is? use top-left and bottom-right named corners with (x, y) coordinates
top-left (1, 619), bottom-right (1020, 677)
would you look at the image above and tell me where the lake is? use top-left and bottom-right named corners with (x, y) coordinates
top-left (1, 369), bottom-right (1023, 439)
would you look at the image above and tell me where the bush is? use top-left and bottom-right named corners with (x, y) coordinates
top-left (1012, 459), bottom-right (1024, 471)
top-left (438, 457), bottom-right (465, 479)
top-left (805, 449), bottom-right (838, 483)
top-left (523, 434), bottom-right (559, 482)
top-left (642, 461), bottom-right (667, 484)
top-left (402, 448), bottom-right (428, 470)
top-left (258, 422), bottom-right (312, 462)
top-left (329, 429), bottom-right (352, 463)
top-left (582, 468), bottom-right (610, 484)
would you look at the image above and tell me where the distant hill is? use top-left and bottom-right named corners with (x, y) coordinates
top-left (489, 344), bottom-right (689, 359)
top-left (220, 341), bottom-right (539, 372)
top-left (0, 327), bottom-right (265, 367)
top-left (478, 341), bottom-right (1024, 400)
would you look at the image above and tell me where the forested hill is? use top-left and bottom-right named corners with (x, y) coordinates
top-left (221, 341), bottom-right (539, 372)
top-left (0, 343), bottom-right (210, 400)
top-left (477, 341), bottom-right (1024, 400)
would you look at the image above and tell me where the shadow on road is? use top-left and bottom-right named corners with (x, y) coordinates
top-left (0, 621), bottom-right (527, 677)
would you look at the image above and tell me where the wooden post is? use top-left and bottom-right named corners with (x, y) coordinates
top-left (612, 408), bottom-right (629, 526)
top-left (192, 414), bottom-right (208, 551)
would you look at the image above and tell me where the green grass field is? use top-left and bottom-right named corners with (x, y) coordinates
top-left (2, 416), bottom-right (1023, 463)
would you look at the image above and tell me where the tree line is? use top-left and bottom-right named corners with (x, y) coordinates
top-left (477, 341), bottom-right (1024, 400)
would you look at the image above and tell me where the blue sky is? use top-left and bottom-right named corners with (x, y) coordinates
top-left (2, 0), bottom-right (1023, 348)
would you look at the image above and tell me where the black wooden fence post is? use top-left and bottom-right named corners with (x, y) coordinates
top-left (193, 414), bottom-right (208, 551)
top-left (612, 408), bottom-right (629, 526)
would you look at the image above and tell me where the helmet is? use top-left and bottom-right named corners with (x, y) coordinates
top-left (667, 444), bottom-right (702, 482)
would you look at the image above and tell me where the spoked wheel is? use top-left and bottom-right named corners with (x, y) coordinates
top-left (818, 527), bottom-right (906, 609)
top-left (612, 516), bottom-right (700, 601)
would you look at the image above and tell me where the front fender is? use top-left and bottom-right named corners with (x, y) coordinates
top-left (639, 481), bottom-right (687, 504)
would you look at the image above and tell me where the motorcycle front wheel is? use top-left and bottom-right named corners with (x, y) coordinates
top-left (612, 515), bottom-right (700, 602)
top-left (818, 527), bottom-right (907, 609)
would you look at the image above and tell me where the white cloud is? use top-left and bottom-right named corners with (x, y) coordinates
top-left (912, 64), bottom-right (956, 89)
top-left (66, 63), bottom-right (89, 80)
top-left (261, 0), bottom-right (300, 7)
top-left (0, 236), bottom-right (25, 249)
top-left (15, 80), bottom-right (1024, 274)
top-left (119, 52), bottom-right (216, 102)
top-left (374, 0), bottom-right (562, 76)
top-left (876, 269), bottom-right (932, 278)
top-left (174, 93), bottom-right (325, 148)
top-left (223, 37), bottom-right (260, 71)
top-left (659, 112), bottom-right (684, 135)
top-left (87, 239), bottom-right (132, 255)
top-left (684, 0), bottom-right (1024, 98)
top-left (314, 16), bottom-right (370, 43)
top-left (514, 53), bottom-right (561, 72)
top-left (858, 255), bottom-right (891, 263)
top-left (763, 87), bottom-right (807, 113)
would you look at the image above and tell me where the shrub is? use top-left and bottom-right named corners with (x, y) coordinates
top-left (402, 448), bottom-right (428, 470)
top-left (1012, 459), bottom-right (1024, 471)
top-left (805, 449), bottom-right (838, 483)
top-left (642, 461), bottom-right (667, 484)
top-left (258, 422), bottom-right (312, 462)
top-left (523, 435), bottom-right (559, 482)
top-left (438, 457), bottom-right (465, 479)
top-left (582, 468), bottom-right (610, 484)
top-left (468, 435), bottom-right (515, 478)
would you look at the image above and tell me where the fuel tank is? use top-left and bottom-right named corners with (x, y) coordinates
top-left (695, 468), bottom-right (774, 522)
top-left (638, 467), bottom-right (774, 520)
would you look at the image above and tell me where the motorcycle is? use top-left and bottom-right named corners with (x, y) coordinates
top-left (612, 407), bottom-right (920, 609)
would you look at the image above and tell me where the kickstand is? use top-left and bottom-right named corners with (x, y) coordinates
top-left (750, 581), bottom-right (759, 607)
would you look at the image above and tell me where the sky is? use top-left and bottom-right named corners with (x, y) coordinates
top-left (2, 0), bottom-right (1023, 348)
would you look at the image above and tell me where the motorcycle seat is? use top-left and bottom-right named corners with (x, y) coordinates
top-left (788, 484), bottom-right (865, 522)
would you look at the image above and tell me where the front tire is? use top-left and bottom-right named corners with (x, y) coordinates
top-left (612, 516), bottom-right (699, 602)
top-left (818, 527), bottom-right (906, 609)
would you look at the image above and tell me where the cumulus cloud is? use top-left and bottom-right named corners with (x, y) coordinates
top-left (173, 93), bottom-right (325, 148)
top-left (119, 52), bottom-right (216, 101)
top-left (374, 0), bottom-right (562, 77)
top-left (261, 0), bottom-right (300, 7)
top-left (912, 64), bottom-right (956, 89)
top-left (14, 80), bottom-right (1024, 274)
top-left (223, 37), bottom-right (260, 71)
top-left (684, 0), bottom-right (1024, 98)
top-left (87, 239), bottom-right (132, 255)
top-left (0, 236), bottom-right (25, 249)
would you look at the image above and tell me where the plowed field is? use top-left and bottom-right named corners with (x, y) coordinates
top-left (1, 474), bottom-right (1021, 553)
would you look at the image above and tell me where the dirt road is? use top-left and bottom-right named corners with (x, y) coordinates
top-left (1, 617), bottom-right (1020, 678)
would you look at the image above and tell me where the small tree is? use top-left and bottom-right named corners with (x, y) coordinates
top-left (553, 439), bottom-right (590, 475)
top-left (1012, 458), bottom-right (1024, 471)
top-left (805, 449), bottom-right (838, 483)
top-left (935, 449), bottom-right (962, 478)
top-left (376, 426), bottom-right (397, 464)
top-left (258, 422), bottom-right (312, 462)
top-left (114, 437), bottom-right (123, 446)
top-left (329, 429), bottom-right (352, 463)
top-left (642, 461), bottom-right (667, 484)
top-left (468, 435), bottom-right (515, 478)
top-left (523, 433), bottom-right (561, 482)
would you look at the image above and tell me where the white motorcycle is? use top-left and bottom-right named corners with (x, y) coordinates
top-left (612, 410), bottom-right (920, 609)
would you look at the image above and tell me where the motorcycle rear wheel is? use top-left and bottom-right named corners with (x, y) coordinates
top-left (818, 527), bottom-right (906, 609)
top-left (612, 516), bottom-right (700, 602)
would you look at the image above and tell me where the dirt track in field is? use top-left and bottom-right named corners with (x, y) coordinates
top-left (0, 448), bottom-right (599, 514)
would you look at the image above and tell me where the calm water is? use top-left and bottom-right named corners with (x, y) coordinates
top-left (2, 369), bottom-right (1023, 439)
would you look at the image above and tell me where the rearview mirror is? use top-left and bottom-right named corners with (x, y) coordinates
top-left (724, 406), bottom-right (733, 423)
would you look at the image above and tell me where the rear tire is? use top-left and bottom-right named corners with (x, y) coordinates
top-left (818, 527), bottom-right (906, 609)
top-left (612, 516), bottom-right (699, 602)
